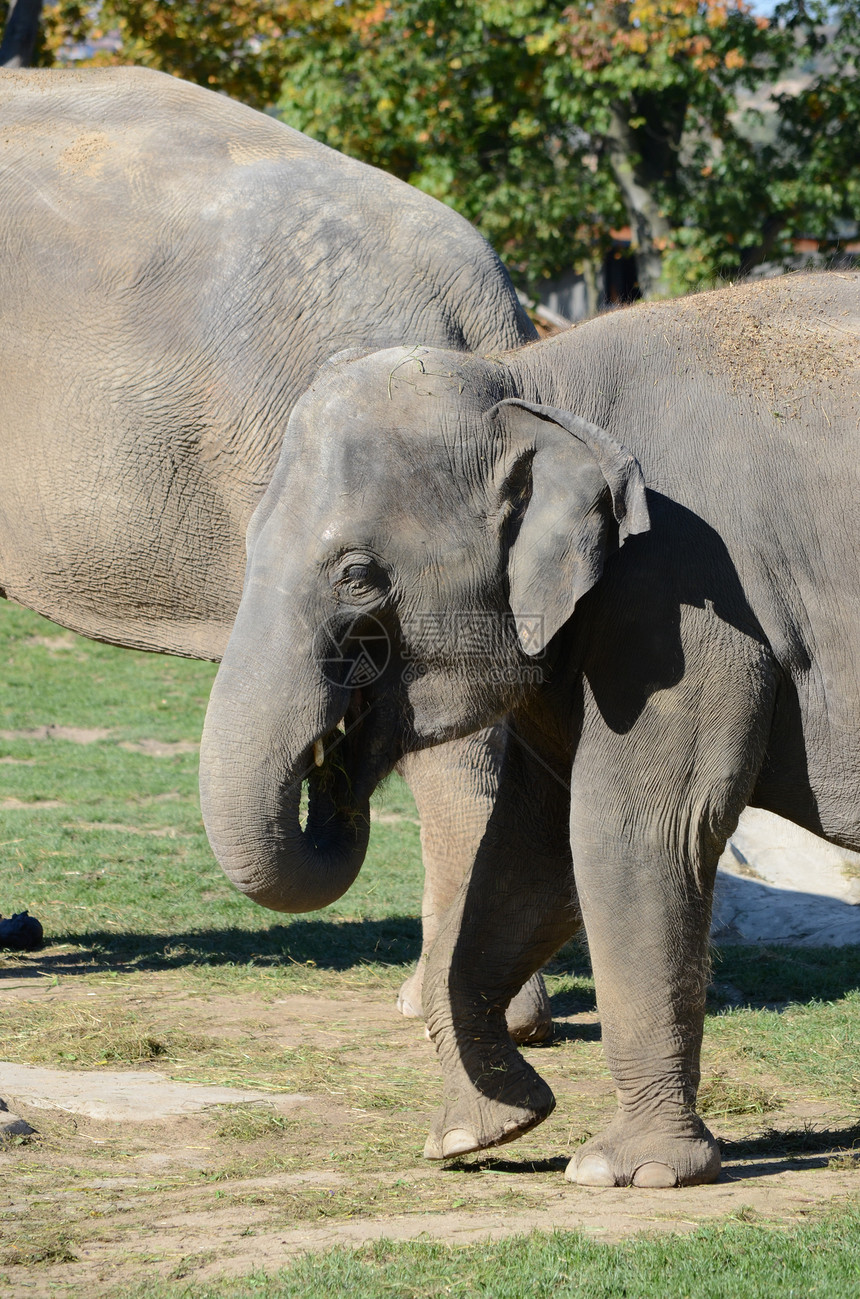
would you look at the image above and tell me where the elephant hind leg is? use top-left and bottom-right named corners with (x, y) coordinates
top-left (398, 968), bottom-right (552, 1048)
top-left (398, 728), bottom-right (555, 1045)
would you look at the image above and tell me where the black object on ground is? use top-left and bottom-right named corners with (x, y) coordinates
top-left (0, 911), bottom-right (43, 950)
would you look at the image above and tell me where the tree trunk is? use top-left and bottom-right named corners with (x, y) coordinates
top-left (605, 104), bottom-right (673, 300)
top-left (0, 0), bottom-right (43, 68)
top-left (580, 257), bottom-right (600, 317)
top-left (738, 215), bottom-right (785, 279)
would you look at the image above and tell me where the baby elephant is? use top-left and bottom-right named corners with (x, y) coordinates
top-left (201, 271), bottom-right (860, 1188)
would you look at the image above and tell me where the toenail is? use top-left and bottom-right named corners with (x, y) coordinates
top-left (632, 1161), bottom-right (678, 1188)
top-left (440, 1128), bottom-right (479, 1158)
top-left (423, 1133), bottom-right (443, 1160)
top-left (570, 1154), bottom-right (616, 1186)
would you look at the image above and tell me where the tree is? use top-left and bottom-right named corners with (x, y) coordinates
top-left (275, 1), bottom-right (860, 297)
top-left (274, 0), bottom-right (812, 298)
top-left (277, 1), bottom-right (627, 291)
top-left (555, 0), bottom-right (798, 296)
top-left (1, 0), bottom-right (45, 67)
top-left (31, 2), bottom-right (304, 107)
top-left (764, 2), bottom-right (860, 260)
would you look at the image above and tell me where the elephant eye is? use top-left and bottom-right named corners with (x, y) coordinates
top-left (333, 554), bottom-right (389, 604)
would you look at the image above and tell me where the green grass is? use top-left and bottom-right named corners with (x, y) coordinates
top-left (697, 1072), bottom-right (780, 1119)
top-left (709, 944), bottom-right (860, 1006)
top-left (0, 999), bottom-right (213, 1067)
top-left (0, 1227), bottom-right (78, 1268)
top-left (211, 1103), bottom-right (300, 1141)
top-left (122, 1209), bottom-right (860, 1298)
top-left (706, 992), bottom-right (860, 1099)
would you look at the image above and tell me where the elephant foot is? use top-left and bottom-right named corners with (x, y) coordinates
top-left (505, 973), bottom-right (553, 1045)
top-left (396, 966), bottom-right (424, 1020)
top-left (423, 1055), bottom-right (555, 1160)
top-left (397, 966), bottom-right (553, 1045)
top-left (566, 1112), bottom-right (721, 1188)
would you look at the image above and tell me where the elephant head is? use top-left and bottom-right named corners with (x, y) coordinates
top-left (199, 347), bottom-right (649, 910)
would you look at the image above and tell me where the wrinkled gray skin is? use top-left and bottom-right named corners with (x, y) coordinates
top-left (0, 66), bottom-right (549, 1039)
top-left (202, 270), bottom-right (860, 1188)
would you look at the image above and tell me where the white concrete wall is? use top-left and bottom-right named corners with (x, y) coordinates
top-left (713, 809), bottom-right (860, 945)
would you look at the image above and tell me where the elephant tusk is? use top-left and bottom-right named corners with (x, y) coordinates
top-left (313, 738), bottom-right (325, 768)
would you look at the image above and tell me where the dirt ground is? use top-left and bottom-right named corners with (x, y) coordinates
top-left (1, 969), bottom-right (858, 1297)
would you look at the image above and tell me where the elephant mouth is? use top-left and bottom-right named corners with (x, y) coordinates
top-left (301, 686), bottom-right (386, 830)
top-left (311, 687), bottom-right (368, 775)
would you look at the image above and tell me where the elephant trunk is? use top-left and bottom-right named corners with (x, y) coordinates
top-left (199, 647), bottom-right (370, 913)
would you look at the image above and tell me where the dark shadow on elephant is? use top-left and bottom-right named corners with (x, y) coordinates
top-left (585, 495), bottom-right (767, 728)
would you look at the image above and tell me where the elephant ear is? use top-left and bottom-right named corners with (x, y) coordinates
top-left (490, 399), bottom-right (650, 656)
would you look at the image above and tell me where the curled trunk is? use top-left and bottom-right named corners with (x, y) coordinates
top-left (199, 654), bottom-right (370, 913)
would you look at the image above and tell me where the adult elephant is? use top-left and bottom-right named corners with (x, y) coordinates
top-left (201, 270), bottom-right (860, 1188)
top-left (0, 65), bottom-right (550, 1040)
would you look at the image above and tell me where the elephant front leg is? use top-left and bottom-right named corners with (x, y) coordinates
top-left (421, 726), bottom-right (578, 1158)
top-left (566, 653), bottom-right (773, 1188)
top-left (567, 818), bottom-right (721, 1188)
top-left (398, 727), bottom-right (552, 1045)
